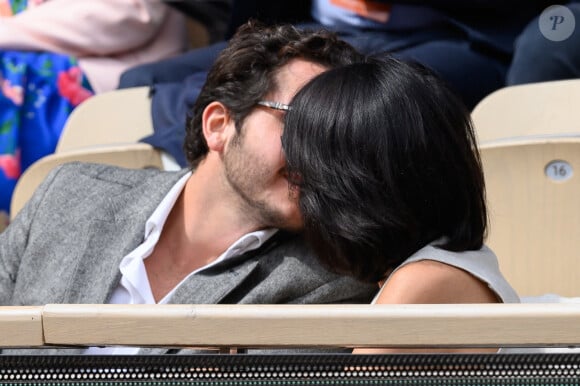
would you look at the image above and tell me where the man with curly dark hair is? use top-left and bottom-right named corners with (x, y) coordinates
top-left (0, 22), bottom-right (376, 355)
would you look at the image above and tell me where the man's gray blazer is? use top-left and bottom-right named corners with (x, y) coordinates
top-left (0, 163), bottom-right (377, 354)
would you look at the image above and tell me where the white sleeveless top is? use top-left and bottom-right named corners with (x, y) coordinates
top-left (374, 243), bottom-right (520, 303)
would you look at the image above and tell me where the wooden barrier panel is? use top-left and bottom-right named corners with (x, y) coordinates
top-left (41, 303), bottom-right (580, 349)
top-left (0, 307), bottom-right (43, 347)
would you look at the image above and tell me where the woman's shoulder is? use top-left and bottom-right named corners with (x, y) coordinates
top-left (374, 242), bottom-right (520, 304)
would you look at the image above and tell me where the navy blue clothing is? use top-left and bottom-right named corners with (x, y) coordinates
top-left (508, 2), bottom-right (580, 85)
top-left (141, 71), bottom-right (208, 167)
top-left (119, 43), bottom-right (226, 167)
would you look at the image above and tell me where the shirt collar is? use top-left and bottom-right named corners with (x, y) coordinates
top-left (143, 171), bottom-right (278, 266)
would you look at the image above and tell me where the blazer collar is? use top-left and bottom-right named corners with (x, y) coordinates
top-left (63, 169), bottom-right (190, 304)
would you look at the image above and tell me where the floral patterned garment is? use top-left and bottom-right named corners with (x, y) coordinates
top-left (0, 0), bottom-right (93, 218)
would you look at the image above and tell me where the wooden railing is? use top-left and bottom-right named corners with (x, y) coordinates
top-left (2, 303), bottom-right (579, 349)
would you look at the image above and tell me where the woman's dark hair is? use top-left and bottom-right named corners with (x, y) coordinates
top-left (184, 21), bottom-right (363, 167)
top-left (282, 56), bottom-right (487, 283)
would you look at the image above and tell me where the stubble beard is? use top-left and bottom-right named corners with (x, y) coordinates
top-left (223, 131), bottom-right (293, 230)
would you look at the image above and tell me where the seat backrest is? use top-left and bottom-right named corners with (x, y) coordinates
top-left (55, 87), bottom-right (153, 153)
top-left (480, 136), bottom-right (580, 297)
top-left (472, 79), bottom-right (580, 144)
top-left (10, 144), bottom-right (163, 219)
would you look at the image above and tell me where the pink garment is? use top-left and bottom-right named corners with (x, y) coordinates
top-left (0, 0), bottom-right (188, 92)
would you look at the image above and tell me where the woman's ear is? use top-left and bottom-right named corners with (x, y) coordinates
top-left (202, 101), bottom-right (232, 153)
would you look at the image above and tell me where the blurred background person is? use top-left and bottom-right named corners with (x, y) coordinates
top-left (0, 0), bottom-right (188, 218)
top-left (507, 2), bottom-right (580, 85)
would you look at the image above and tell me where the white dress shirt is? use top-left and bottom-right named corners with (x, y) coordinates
top-left (85, 172), bottom-right (277, 354)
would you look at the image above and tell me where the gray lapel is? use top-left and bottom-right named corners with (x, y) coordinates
top-left (166, 232), bottom-right (289, 306)
top-left (169, 259), bottom-right (261, 305)
top-left (63, 169), bottom-right (189, 304)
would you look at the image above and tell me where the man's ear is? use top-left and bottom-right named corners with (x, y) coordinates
top-left (202, 101), bottom-right (233, 153)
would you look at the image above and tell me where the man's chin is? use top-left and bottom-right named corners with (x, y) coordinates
top-left (278, 213), bottom-right (304, 232)
top-left (251, 198), bottom-right (302, 230)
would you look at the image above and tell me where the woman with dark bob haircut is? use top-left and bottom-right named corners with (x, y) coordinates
top-left (282, 56), bottom-right (518, 353)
